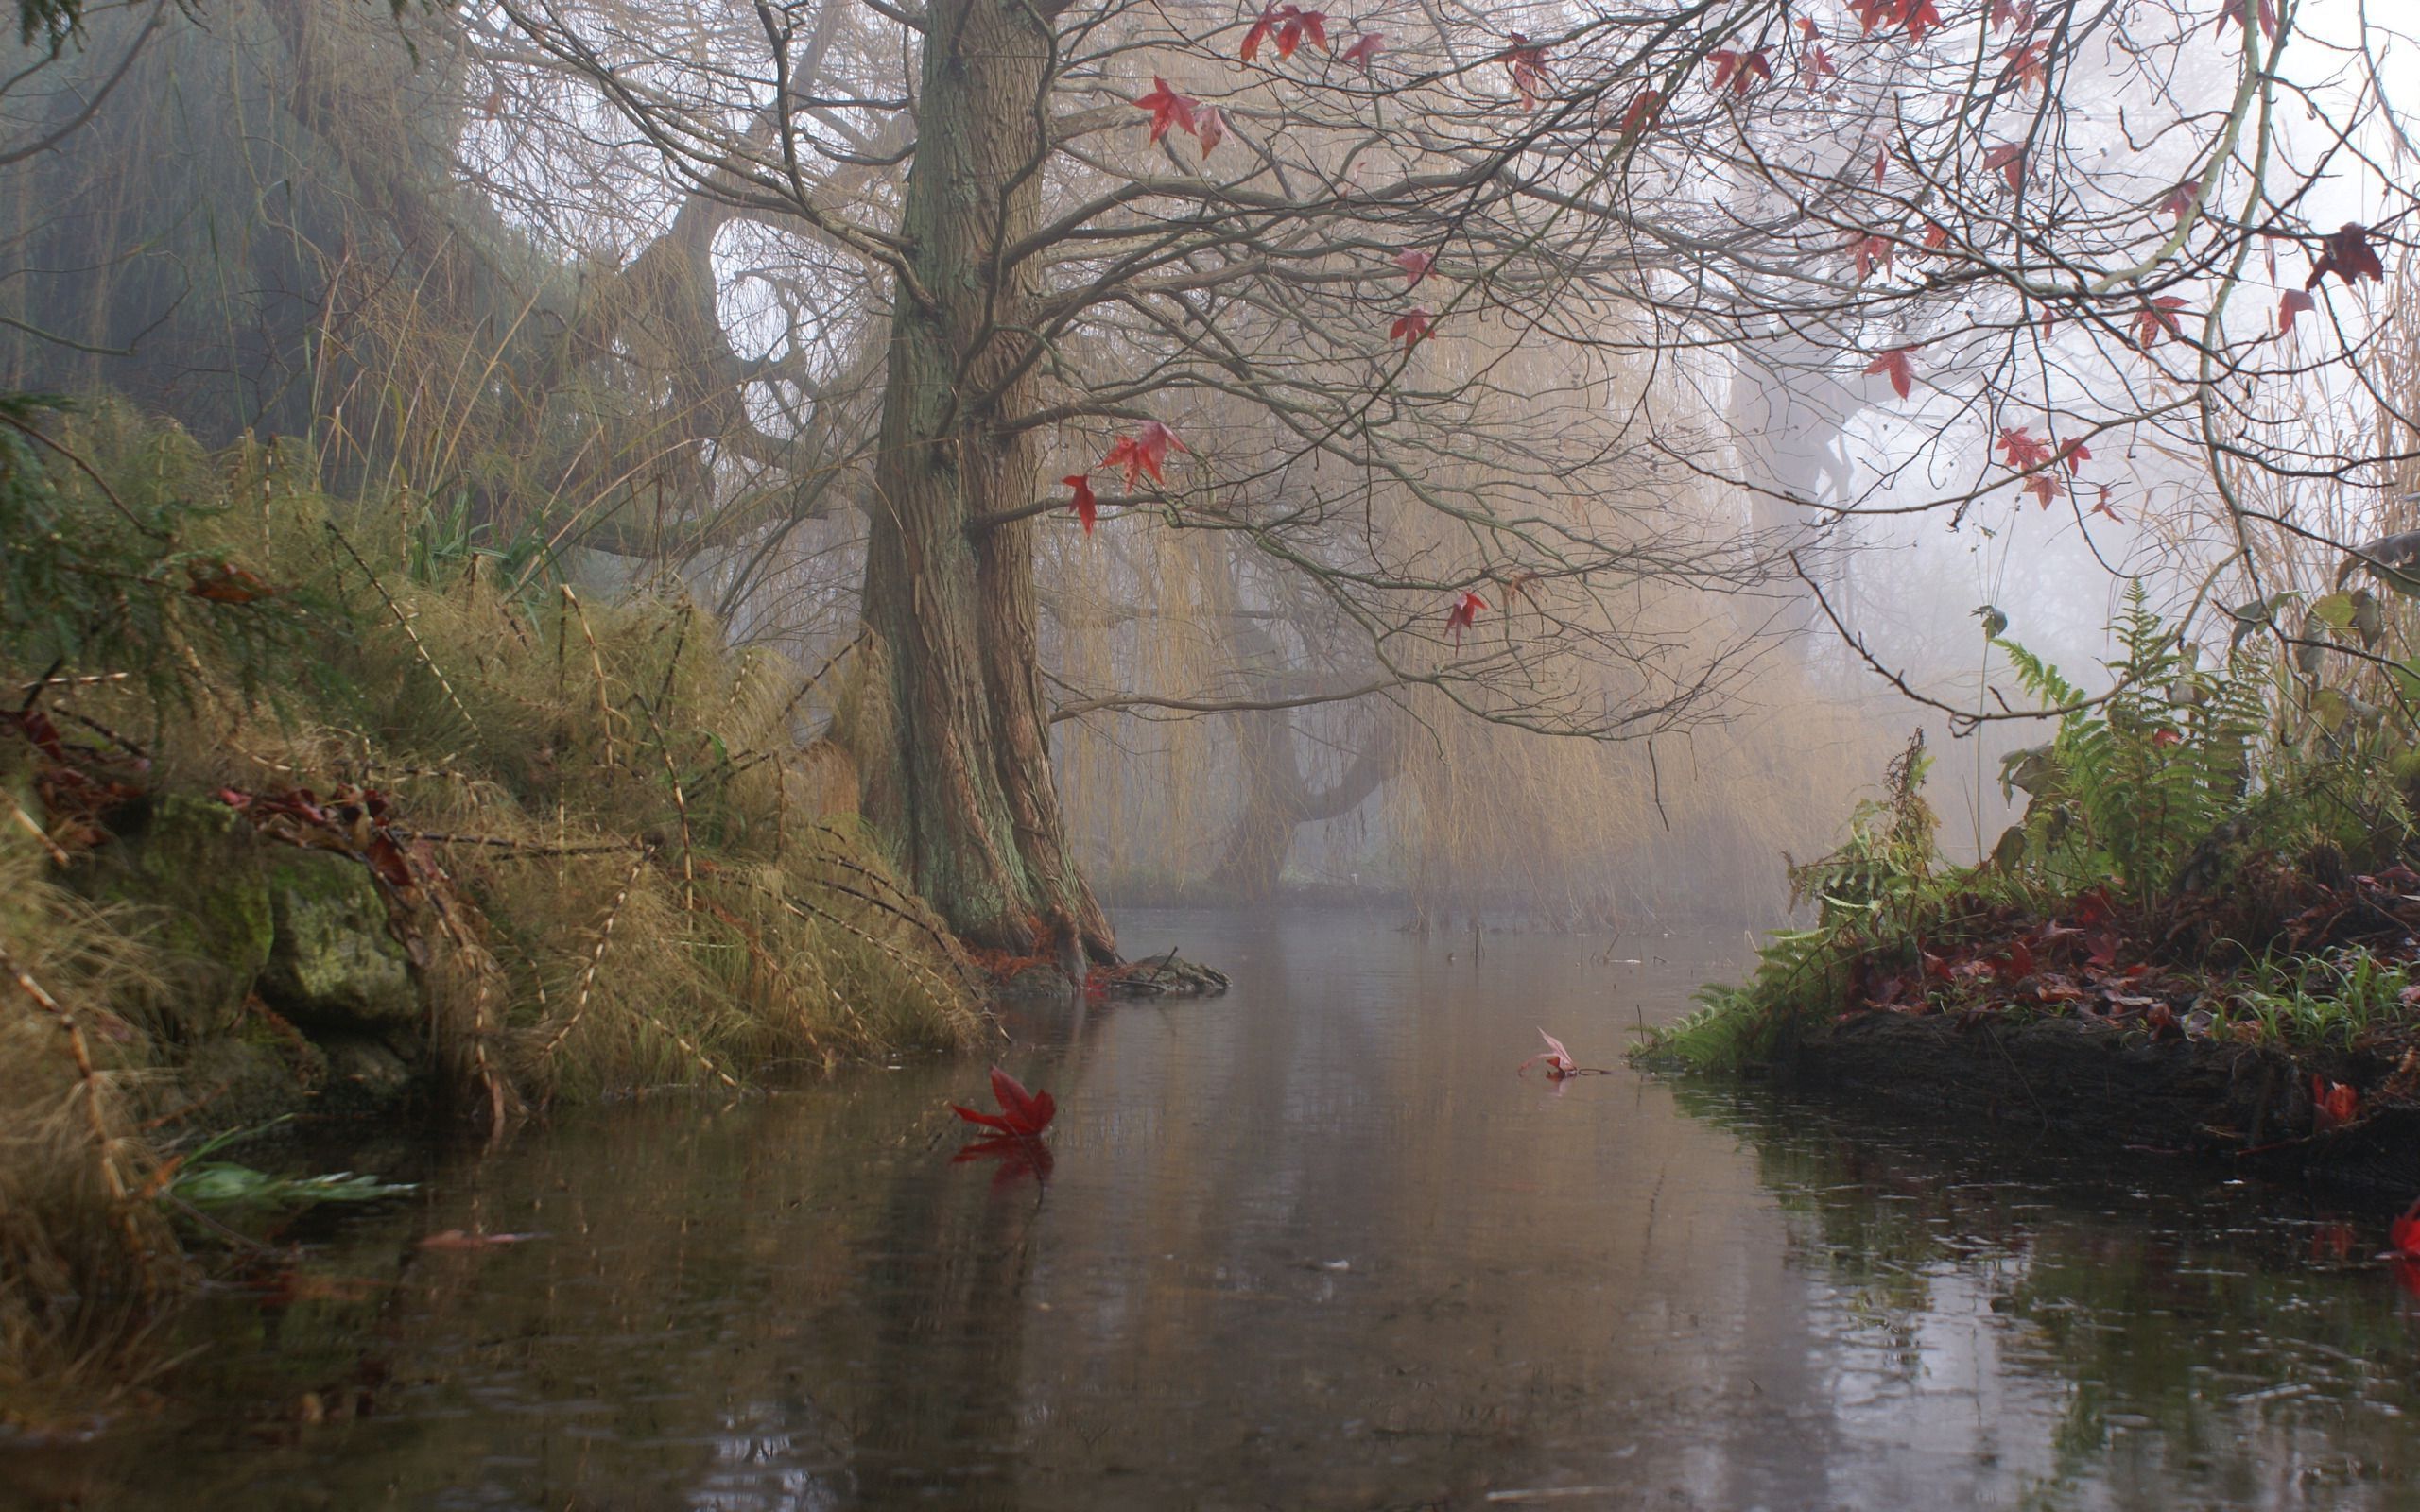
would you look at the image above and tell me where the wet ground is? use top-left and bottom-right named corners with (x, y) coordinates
top-left (9, 908), bottom-right (2420, 1510)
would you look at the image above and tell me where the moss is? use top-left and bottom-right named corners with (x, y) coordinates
top-left (258, 852), bottom-right (416, 1033)
top-left (66, 795), bottom-right (272, 1041)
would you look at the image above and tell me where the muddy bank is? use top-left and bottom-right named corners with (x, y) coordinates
top-left (1770, 1011), bottom-right (2420, 1198)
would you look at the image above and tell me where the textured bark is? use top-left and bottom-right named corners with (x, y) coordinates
top-left (856, 0), bottom-right (1111, 959)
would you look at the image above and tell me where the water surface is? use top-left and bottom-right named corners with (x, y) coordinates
top-left (9, 909), bottom-right (2420, 1510)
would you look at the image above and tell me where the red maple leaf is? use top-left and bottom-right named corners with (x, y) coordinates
top-left (1134, 77), bottom-right (1199, 143)
top-left (1099, 421), bottom-right (1186, 488)
top-left (1923, 220), bottom-right (1951, 250)
top-left (1444, 589), bottom-right (1486, 644)
top-left (1802, 43), bottom-right (1836, 84)
top-left (1063, 474), bottom-right (1098, 534)
top-left (1709, 47), bottom-right (1772, 96)
top-left (2024, 472), bottom-right (2064, 508)
top-left (1852, 233), bottom-right (1893, 282)
top-left (1991, 0), bottom-right (2035, 29)
top-left (2159, 180), bottom-right (2203, 222)
top-left (2091, 485), bottom-right (2120, 521)
top-left (1498, 33), bottom-right (1549, 110)
top-left (1864, 346), bottom-right (1915, 400)
top-left (1617, 89), bottom-right (1663, 138)
top-left (951, 1064), bottom-right (1057, 1138)
top-left (2278, 287), bottom-right (2316, 335)
top-left (1340, 30), bottom-right (1384, 69)
top-left (2054, 438), bottom-right (2090, 476)
top-left (2002, 39), bottom-right (2048, 91)
top-left (2307, 223), bottom-right (2385, 289)
top-left (1997, 425), bottom-right (2052, 471)
top-left (1279, 8), bottom-right (1328, 57)
top-left (2393, 1197), bottom-right (2420, 1259)
top-left (1797, 16), bottom-right (1819, 40)
top-left (1901, 0), bottom-right (1944, 41)
top-left (1391, 307), bottom-right (1432, 348)
top-left (1195, 105), bottom-right (1226, 157)
top-left (1394, 249), bottom-right (1434, 287)
top-left (2132, 295), bottom-right (2189, 349)
top-left (1871, 146), bottom-right (1889, 186)
top-left (1983, 143), bottom-right (2026, 192)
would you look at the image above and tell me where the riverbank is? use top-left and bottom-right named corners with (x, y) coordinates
top-left (0, 399), bottom-right (987, 1426)
top-left (1638, 593), bottom-right (2420, 1199)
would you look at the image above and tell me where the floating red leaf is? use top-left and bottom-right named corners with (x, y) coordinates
top-left (1063, 474), bottom-right (1098, 535)
top-left (951, 1063), bottom-right (1057, 1138)
top-left (1864, 346), bottom-right (1915, 400)
top-left (2312, 1075), bottom-right (2360, 1134)
top-left (2393, 1198), bottom-right (2420, 1259)
top-left (2307, 223), bottom-right (2385, 290)
top-left (1134, 77), bottom-right (1200, 144)
top-left (419, 1229), bottom-right (544, 1250)
top-left (1391, 306), bottom-right (1433, 348)
top-left (1517, 1027), bottom-right (1578, 1079)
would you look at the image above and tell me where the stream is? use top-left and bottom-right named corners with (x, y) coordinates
top-left (9, 907), bottom-right (2420, 1510)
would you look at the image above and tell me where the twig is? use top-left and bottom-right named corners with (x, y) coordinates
top-left (537, 844), bottom-right (653, 1061)
top-left (324, 522), bottom-right (480, 737)
top-left (560, 586), bottom-right (621, 767)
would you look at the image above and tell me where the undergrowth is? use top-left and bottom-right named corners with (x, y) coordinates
top-left (0, 397), bottom-right (990, 1424)
top-left (1639, 583), bottom-right (2419, 1075)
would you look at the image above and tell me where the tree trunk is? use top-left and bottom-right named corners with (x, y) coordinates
top-left (854, 0), bottom-right (1112, 960)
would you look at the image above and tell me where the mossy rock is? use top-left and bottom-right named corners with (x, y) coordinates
top-left (259, 851), bottom-right (417, 1034)
top-left (176, 1038), bottom-right (322, 1130)
top-left (69, 794), bottom-right (273, 1040)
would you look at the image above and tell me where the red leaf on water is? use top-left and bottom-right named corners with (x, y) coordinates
top-left (1340, 31), bottom-right (1385, 69)
top-left (1443, 589), bottom-right (1485, 645)
top-left (418, 1229), bottom-right (544, 1250)
top-left (2312, 1075), bottom-right (2360, 1134)
top-left (1063, 474), bottom-right (1098, 534)
top-left (1864, 346), bottom-right (1915, 400)
top-left (952, 1063), bottom-right (1057, 1138)
top-left (1134, 77), bottom-right (1200, 143)
top-left (2307, 223), bottom-right (2385, 290)
top-left (1517, 1026), bottom-right (1578, 1078)
top-left (2278, 288), bottom-right (2316, 335)
top-left (2393, 1198), bottom-right (2420, 1259)
top-left (1394, 249), bottom-right (1434, 287)
top-left (1391, 307), bottom-right (1433, 348)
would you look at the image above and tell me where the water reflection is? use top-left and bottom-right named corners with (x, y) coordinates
top-left (8, 910), bottom-right (2420, 1511)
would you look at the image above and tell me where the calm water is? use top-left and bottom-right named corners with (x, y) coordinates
top-left (10, 908), bottom-right (2420, 1511)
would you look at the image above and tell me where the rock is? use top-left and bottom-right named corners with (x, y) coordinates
top-left (178, 1037), bottom-right (321, 1129)
top-left (316, 1035), bottom-right (422, 1114)
top-left (258, 851), bottom-right (418, 1033)
top-left (68, 794), bottom-right (273, 1040)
